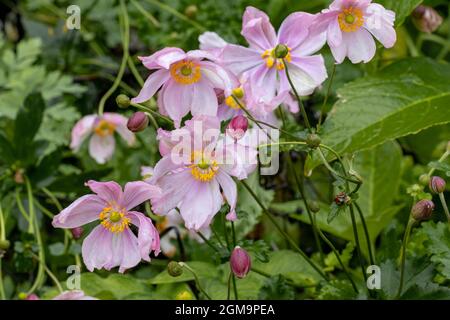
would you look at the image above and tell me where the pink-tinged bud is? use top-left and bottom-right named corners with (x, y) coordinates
top-left (127, 112), bottom-right (149, 132)
top-left (227, 115), bottom-right (248, 140)
top-left (411, 199), bottom-right (434, 221)
top-left (429, 176), bottom-right (446, 194)
top-left (230, 246), bottom-right (251, 279)
top-left (412, 5), bottom-right (443, 33)
top-left (71, 227), bottom-right (84, 239)
top-left (25, 294), bottom-right (40, 300)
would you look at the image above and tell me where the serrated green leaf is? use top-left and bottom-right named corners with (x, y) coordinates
top-left (307, 58), bottom-right (450, 172)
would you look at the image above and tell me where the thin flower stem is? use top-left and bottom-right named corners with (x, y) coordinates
top-left (42, 188), bottom-right (63, 211)
top-left (278, 107), bottom-right (325, 265)
top-left (26, 180), bottom-right (35, 235)
top-left (127, 56), bottom-right (144, 87)
top-left (427, 151), bottom-right (449, 177)
top-left (349, 204), bottom-right (367, 283)
top-left (354, 202), bottom-right (376, 266)
top-left (130, 0), bottom-right (160, 28)
top-left (0, 203), bottom-right (5, 241)
top-left (239, 180), bottom-right (328, 281)
top-left (145, 112), bottom-right (159, 129)
top-left (317, 63), bottom-right (336, 130)
top-left (222, 212), bottom-right (231, 251)
top-left (227, 272), bottom-right (232, 300)
top-left (211, 226), bottom-right (226, 248)
top-left (317, 147), bottom-right (362, 185)
top-left (98, 0), bottom-right (129, 115)
top-left (232, 274), bottom-right (238, 300)
top-left (197, 231), bottom-right (221, 254)
top-left (0, 259), bottom-right (5, 300)
top-left (438, 193), bottom-right (450, 222)
top-left (282, 60), bottom-right (311, 130)
top-left (130, 102), bottom-right (173, 125)
top-left (31, 253), bottom-right (63, 293)
top-left (312, 214), bottom-right (358, 293)
top-left (179, 262), bottom-right (212, 300)
top-left (231, 221), bottom-right (237, 247)
top-left (396, 218), bottom-right (415, 298)
top-left (145, 0), bottom-right (206, 31)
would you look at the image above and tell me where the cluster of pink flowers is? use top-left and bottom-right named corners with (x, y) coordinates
top-left (56, 1), bottom-right (396, 273)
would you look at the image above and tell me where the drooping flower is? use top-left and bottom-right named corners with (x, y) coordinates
top-left (220, 7), bottom-right (327, 105)
top-left (52, 180), bottom-right (161, 273)
top-left (131, 48), bottom-right (231, 127)
top-left (71, 113), bottom-right (135, 164)
top-left (315, 0), bottom-right (396, 64)
top-left (149, 116), bottom-right (258, 230)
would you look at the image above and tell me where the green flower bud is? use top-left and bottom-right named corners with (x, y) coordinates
top-left (0, 240), bottom-right (10, 250)
top-left (308, 201), bottom-right (321, 213)
top-left (116, 94), bottom-right (130, 109)
top-left (419, 174), bottom-right (430, 186)
top-left (184, 5), bottom-right (198, 18)
top-left (274, 44), bottom-right (289, 59)
top-left (306, 133), bottom-right (321, 149)
top-left (167, 261), bottom-right (183, 277)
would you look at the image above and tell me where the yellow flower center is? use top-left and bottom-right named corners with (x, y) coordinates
top-left (261, 46), bottom-right (292, 70)
top-left (99, 206), bottom-right (130, 233)
top-left (189, 151), bottom-right (218, 182)
top-left (225, 87), bottom-right (245, 110)
top-left (338, 7), bottom-right (364, 32)
top-left (170, 60), bottom-right (201, 85)
top-left (94, 120), bottom-right (116, 137)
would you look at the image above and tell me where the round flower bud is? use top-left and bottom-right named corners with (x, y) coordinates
top-left (274, 44), bottom-right (289, 59)
top-left (71, 227), bottom-right (83, 240)
top-left (308, 201), bottom-right (321, 213)
top-left (429, 176), bottom-right (446, 194)
top-left (0, 239), bottom-right (10, 250)
top-left (306, 133), bottom-right (321, 149)
top-left (167, 261), bottom-right (183, 277)
top-left (227, 115), bottom-right (248, 140)
top-left (127, 112), bottom-right (149, 132)
top-left (116, 94), bottom-right (130, 109)
top-left (411, 199), bottom-right (434, 221)
top-left (412, 5), bottom-right (443, 33)
top-left (184, 5), bottom-right (198, 18)
top-left (230, 246), bottom-right (251, 279)
top-left (419, 174), bottom-right (430, 186)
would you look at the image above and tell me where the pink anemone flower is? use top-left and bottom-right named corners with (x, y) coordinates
top-left (53, 290), bottom-right (97, 300)
top-left (131, 48), bottom-right (231, 127)
top-left (149, 116), bottom-right (258, 230)
top-left (70, 113), bottom-right (135, 164)
top-left (52, 180), bottom-right (161, 273)
top-left (315, 0), bottom-right (396, 63)
top-left (220, 7), bottom-right (327, 105)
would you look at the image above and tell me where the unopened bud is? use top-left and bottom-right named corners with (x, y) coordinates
top-left (306, 133), bottom-right (321, 149)
top-left (419, 174), bottom-right (430, 186)
top-left (71, 227), bottom-right (84, 240)
top-left (227, 115), bottom-right (248, 140)
top-left (116, 94), bottom-right (130, 109)
top-left (167, 261), bottom-right (183, 277)
top-left (308, 201), bottom-right (321, 213)
top-left (412, 5), bottom-right (443, 33)
top-left (0, 240), bottom-right (10, 250)
top-left (411, 199), bottom-right (434, 221)
top-left (429, 176), bottom-right (446, 194)
top-left (25, 294), bottom-right (40, 300)
top-left (230, 246), bottom-right (251, 279)
top-left (184, 5), bottom-right (198, 19)
top-left (127, 112), bottom-right (149, 132)
top-left (274, 44), bottom-right (289, 59)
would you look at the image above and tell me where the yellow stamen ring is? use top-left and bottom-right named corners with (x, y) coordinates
top-left (94, 120), bottom-right (116, 137)
top-left (189, 151), bottom-right (218, 182)
top-left (338, 7), bottom-right (364, 32)
top-left (170, 60), bottom-right (201, 85)
top-left (261, 47), bottom-right (292, 70)
top-left (99, 206), bottom-right (130, 233)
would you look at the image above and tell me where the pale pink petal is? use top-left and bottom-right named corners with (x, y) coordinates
top-left (163, 80), bottom-right (192, 128)
top-left (82, 225), bottom-right (113, 272)
top-left (200, 61), bottom-right (231, 91)
top-left (220, 44), bottom-right (263, 76)
top-left (156, 128), bottom-right (174, 156)
top-left (199, 31), bottom-right (228, 50)
top-left (327, 16), bottom-right (343, 48)
top-left (242, 6), bottom-right (277, 51)
top-left (139, 47), bottom-right (186, 70)
top-left (85, 180), bottom-right (123, 205)
top-left (179, 179), bottom-right (222, 230)
top-left (102, 113), bottom-right (136, 146)
top-left (191, 80), bottom-right (218, 116)
top-left (215, 170), bottom-right (237, 221)
top-left (150, 155), bottom-right (185, 182)
top-left (70, 115), bottom-right (96, 151)
top-left (53, 290), bottom-right (96, 300)
top-left (330, 42), bottom-right (347, 64)
top-left (186, 49), bottom-right (215, 61)
top-left (128, 211), bottom-right (161, 260)
top-left (249, 64), bottom-right (278, 105)
top-left (287, 55), bottom-right (328, 95)
top-left (131, 69), bottom-right (170, 103)
top-left (344, 28), bottom-right (376, 63)
top-left (123, 181), bottom-right (161, 210)
top-left (88, 134), bottom-right (115, 164)
top-left (364, 3), bottom-right (396, 48)
top-left (277, 12), bottom-right (313, 49)
top-left (52, 194), bottom-right (104, 229)
top-left (115, 122), bottom-right (135, 146)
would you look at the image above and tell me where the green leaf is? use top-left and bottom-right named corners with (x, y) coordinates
top-left (307, 58), bottom-right (450, 172)
top-left (257, 275), bottom-right (295, 300)
top-left (149, 261), bottom-right (216, 285)
top-left (377, 0), bottom-right (422, 26)
top-left (0, 133), bottom-right (14, 165)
